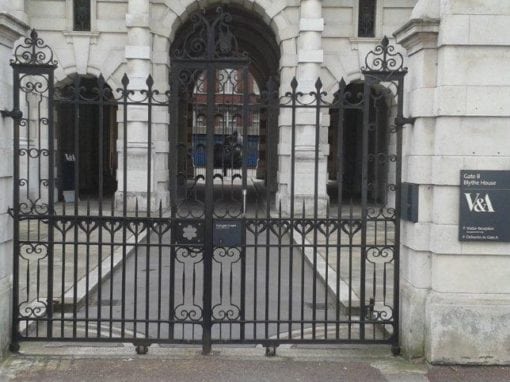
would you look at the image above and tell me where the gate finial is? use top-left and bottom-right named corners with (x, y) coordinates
top-left (362, 35), bottom-right (406, 73)
top-left (11, 29), bottom-right (57, 67)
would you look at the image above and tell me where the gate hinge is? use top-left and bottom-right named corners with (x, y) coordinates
top-left (395, 116), bottom-right (416, 126)
top-left (1, 108), bottom-right (23, 120)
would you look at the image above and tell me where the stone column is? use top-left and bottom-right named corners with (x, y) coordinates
top-left (277, 0), bottom-right (329, 215)
top-left (394, 0), bottom-right (439, 360)
top-left (116, 0), bottom-right (160, 211)
top-left (396, 0), bottom-right (510, 364)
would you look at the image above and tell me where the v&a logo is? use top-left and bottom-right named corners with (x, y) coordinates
top-left (464, 193), bottom-right (495, 213)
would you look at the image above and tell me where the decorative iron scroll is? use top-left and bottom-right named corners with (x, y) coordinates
top-left (362, 36), bottom-right (405, 73)
top-left (172, 7), bottom-right (246, 60)
top-left (12, 29), bottom-right (57, 67)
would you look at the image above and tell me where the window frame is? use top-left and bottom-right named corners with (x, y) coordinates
top-left (66, 0), bottom-right (97, 32)
top-left (354, 0), bottom-right (383, 39)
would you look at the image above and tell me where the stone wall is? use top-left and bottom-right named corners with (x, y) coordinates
top-left (396, 0), bottom-right (510, 364)
top-left (0, 2), bottom-right (29, 355)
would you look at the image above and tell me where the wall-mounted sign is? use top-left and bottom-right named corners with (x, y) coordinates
top-left (459, 170), bottom-right (510, 242)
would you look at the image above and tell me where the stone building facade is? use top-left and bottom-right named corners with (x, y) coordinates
top-left (0, 0), bottom-right (509, 364)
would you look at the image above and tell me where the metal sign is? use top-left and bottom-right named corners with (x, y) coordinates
top-left (213, 220), bottom-right (243, 247)
top-left (459, 170), bottom-right (510, 241)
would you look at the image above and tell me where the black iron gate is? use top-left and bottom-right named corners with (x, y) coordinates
top-left (7, 8), bottom-right (409, 355)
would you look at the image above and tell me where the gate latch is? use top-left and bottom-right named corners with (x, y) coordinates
top-left (1, 108), bottom-right (23, 120)
top-left (394, 116), bottom-right (416, 126)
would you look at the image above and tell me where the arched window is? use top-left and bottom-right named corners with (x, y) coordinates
top-left (74, 0), bottom-right (91, 31)
top-left (358, 0), bottom-right (376, 38)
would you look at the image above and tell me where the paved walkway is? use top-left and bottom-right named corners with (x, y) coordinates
top-left (1, 344), bottom-right (509, 382)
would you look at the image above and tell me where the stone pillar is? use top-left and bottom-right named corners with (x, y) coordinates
top-left (0, 3), bottom-right (29, 354)
top-left (277, 0), bottom-right (329, 215)
top-left (396, 0), bottom-right (510, 364)
top-left (116, 0), bottom-right (162, 211)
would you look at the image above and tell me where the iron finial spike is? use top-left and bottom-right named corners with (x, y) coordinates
top-left (291, 77), bottom-right (298, 90)
top-left (381, 35), bottom-right (389, 48)
top-left (339, 78), bottom-right (346, 89)
top-left (315, 77), bottom-right (323, 90)
top-left (98, 74), bottom-right (105, 87)
top-left (146, 74), bottom-right (154, 88)
top-left (121, 73), bottom-right (129, 87)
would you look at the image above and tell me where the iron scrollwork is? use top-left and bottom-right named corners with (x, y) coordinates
top-left (172, 7), bottom-right (246, 60)
top-left (363, 36), bottom-right (406, 73)
top-left (12, 29), bottom-right (57, 67)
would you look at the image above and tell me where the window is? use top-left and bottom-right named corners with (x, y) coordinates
top-left (358, 0), bottom-right (376, 38)
top-left (74, 0), bottom-right (91, 31)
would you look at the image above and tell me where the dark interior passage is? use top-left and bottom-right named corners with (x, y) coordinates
top-left (328, 83), bottom-right (390, 204)
top-left (56, 76), bottom-right (118, 199)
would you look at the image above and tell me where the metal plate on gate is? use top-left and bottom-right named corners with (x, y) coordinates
top-left (213, 220), bottom-right (243, 247)
top-left (176, 220), bottom-right (205, 245)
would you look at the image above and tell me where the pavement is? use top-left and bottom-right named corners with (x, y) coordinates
top-left (1, 343), bottom-right (510, 382)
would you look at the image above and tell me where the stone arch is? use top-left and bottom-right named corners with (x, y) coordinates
top-left (54, 63), bottom-right (124, 94)
top-left (150, 0), bottom-right (296, 71)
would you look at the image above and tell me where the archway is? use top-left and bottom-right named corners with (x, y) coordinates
top-left (170, 6), bottom-right (280, 194)
top-left (55, 75), bottom-right (118, 200)
top-left (328, 82), bottom-right (390, 205)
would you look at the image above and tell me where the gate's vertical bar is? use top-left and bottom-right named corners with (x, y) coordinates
top-left (46, 68), bottom-right (55, 339)
top-left (392, 75), bottom-right (405, 354)
top-left (360, 78), bottom-right (372, 340)
top-left (312, 79), bottom-right (322, 340)
top-left (241, 66), bottom-right (249, 341)
top-left (202, 56), bottom-right (215, 354)
top-left (263, 75), bottom-right (271, 341)
top-left (84, 198), bottom-right (91, 338)
top-left (335, 79), bottom-right (346, 339)
top-left (97, 75), bottom-right (105, 338)
top-left (288, 78), bottom-right (298, 338)
top-left (265, 77), bottom-right (277, 340)
top-left (10, 66), bottom-right (21, 350)
top-left (72, 75), bottom-right (80, 338)
top-left (109, 197), bottom-right (115, 338)
top-left (121, 74), bottom-right (129, 338)
top-left (168, 70), bottom-right (178, 342)
top-left (145, 75), bottom-right (153, 338)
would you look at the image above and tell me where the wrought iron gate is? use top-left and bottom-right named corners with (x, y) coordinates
top-left (6, 8), bottom-right (408, 355)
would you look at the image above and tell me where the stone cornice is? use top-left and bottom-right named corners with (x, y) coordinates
top-left (394, 18), bottom-right (440, 56)
top-left (0, 12), bottom-right (29, 47)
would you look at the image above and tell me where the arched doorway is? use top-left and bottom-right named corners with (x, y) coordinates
top-left (170, 6), bottom-right (280, 215)
top-left (55, 75), bottom-right (118, 201)
top-left (328, 82), bottom-right (390, 205)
